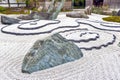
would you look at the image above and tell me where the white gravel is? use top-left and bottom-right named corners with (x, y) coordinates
top-left (0, 13), bottom-right (120, 80)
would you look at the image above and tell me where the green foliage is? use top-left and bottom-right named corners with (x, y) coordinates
top-left (24, 0), bottom-right (31, 7)
top-left (103, 16), bottom-right (120, 23)
top-left (31, 7), bottom-right (39, 12)
top-left (102, 4), bottom-right (109, 11)
top-left (0, 6), bottom-right (6, 12)
top-left (112, 11), bottom-right (117, 16)
top-left (92, 6), bottom-right (103, 14)
top-left (92, 6), bottom-right (112, 15)
top-left (1, 8), bottom-right (30, 14)
top-left (74, 0), bottom-right (85, 8)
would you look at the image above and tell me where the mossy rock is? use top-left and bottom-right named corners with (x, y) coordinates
top-left (103, 16), bottom-right (120, 23)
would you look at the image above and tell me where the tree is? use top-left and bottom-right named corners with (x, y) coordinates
top-left (18, 0), bottom-right (66, 20)
top-left (47, 0), bottom-right (66, 19)
top-left (22, 0), bottom-right (38, 8)
top-left (29, 0), bottom-right (39, 8)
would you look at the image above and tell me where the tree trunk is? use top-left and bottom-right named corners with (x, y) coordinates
top-left (47, 0), bottom-right (55, 13)
top-left (25, 0), bottom-right (29, 8)
top-left (8, 0), bottom-right (10, 8)
top-left (51, 0), bottom-right (66, 19)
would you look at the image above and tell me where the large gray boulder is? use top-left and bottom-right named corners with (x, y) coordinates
top-left (18, 12), bottom-right (52, 20)
top-left (1, 16), bottom-right (20, 25)
top-left (117, 10), bottom-right (120, 16)
top-left (66, 12), bottom-right (89, 18)
top-left (22, 33), bottom-right (83, 74)
top-left (118, 42), bottom-right (120, 47)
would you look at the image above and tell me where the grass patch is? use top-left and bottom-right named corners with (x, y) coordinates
top-left (0, 8), bottom-right (31, 14)
top-left (103, 16), bottom-right (120, 23)
top-left (0, 7), bottom-right (38, 14)
top-left (0, 6), bottom-right (6, 12)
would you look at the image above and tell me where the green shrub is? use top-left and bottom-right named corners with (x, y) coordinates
top-left (31, 7), bottom-right (39, 12)
top-left (92, 6), bottom-right (103, 14)
top-left (0, 8), bottom-right (31, 14)
top-left (112, 11), bottom-right (117, 16)
top-left (0, 6), bottom-right (6, 12)
top-left (102, 4), bottom-right (109, 11)
top-left (92, 6), bottom-right (112, 15)
top-left (103, 16), bottom-right (120, 23)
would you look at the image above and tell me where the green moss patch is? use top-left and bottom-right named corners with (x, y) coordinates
top-left (103, 16), bottom-right (120, 23)
top-left (0, 7), bottom-right (32, 14)
top-left (0, 6), bottom-right (6, 12)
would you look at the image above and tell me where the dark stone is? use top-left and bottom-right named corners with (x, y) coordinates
top-left (18, 12), bottom-right (52, 20)
top-left (66, 12), bottom-right (89, 18)
top-left (22, 33), bottom-right (83, 74)
top-left (112, 11), bottom-right (117, 16)
top-left (117, 10), bottom-right (120, 16)
top-left (118, 42), bottom-right (120, 47)
top-left (1, 16), bottom-right (20, 25)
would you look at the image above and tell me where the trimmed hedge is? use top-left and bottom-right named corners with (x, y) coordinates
top-left (0, 8), bottom-right (30, 14)
top-left (103, 16), bottom-right (120, 23)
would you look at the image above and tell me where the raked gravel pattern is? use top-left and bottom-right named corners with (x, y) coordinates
top-left (0, 14), bottom-right (120, 80)
top-left (1, 18), bottom-right (80, 35)
top-left (60, 30), bottom-right (116, 50)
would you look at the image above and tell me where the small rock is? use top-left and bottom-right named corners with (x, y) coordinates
top-left (18, 12), bottom-right (52, 20)
top-left (118, 42), bottom-right (120, 47)
top-left (84, 6), bottom-right (92, 15)
top-left (22, 33), bottom-right (83, 73)
top-left (66, 12), bottom-right (89, 18)
top-left (1, 16), bottom-right (20, 25)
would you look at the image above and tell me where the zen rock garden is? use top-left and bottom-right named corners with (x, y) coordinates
top-left (0, 0), bottom-right (120, 79)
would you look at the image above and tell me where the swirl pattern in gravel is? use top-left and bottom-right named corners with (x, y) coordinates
top-left (0, 51), bottom-right (120, 80)
top-left (60, 30), bottom-right (116, 50)
top-left (76, 19), bottom-right (120, 32)
top-left (1, 19), bottom-right (80, 35)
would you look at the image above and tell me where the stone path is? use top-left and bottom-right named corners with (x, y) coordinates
top-left (0, 14), bottom-right (120, 80)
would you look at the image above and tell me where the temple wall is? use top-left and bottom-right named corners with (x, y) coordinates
top-left (0, 0), bottom-right (120, 9)
top-left (85, 0), bottom-right (93, 7)
top-left (85, 0), bottom-right (120, 8)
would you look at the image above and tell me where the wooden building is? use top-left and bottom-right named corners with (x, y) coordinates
top-left (86, 0), bottom-right (120, 8)
top-left (0, 0), bottom-right (120, 9)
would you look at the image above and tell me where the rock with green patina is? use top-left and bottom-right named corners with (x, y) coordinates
top-left (118, 42), bottom-right (120, 47)
top-left (22, 33), bottom-right (83, 74)
top-left (117, 10), bottom-right (120, 16)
